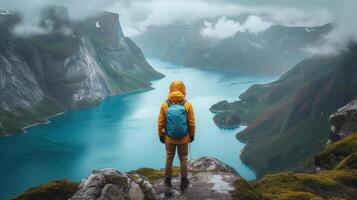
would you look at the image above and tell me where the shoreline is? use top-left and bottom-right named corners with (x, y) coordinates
top-left (234, 125), bottom-right (258, 180)
top-left (3, 85), bottom-right (158, 137)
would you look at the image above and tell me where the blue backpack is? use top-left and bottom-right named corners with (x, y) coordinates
top-left (165, 100), bottom-right (188, 138)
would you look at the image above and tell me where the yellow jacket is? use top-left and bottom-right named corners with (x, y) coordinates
top-left (158, 80), bottom-right (195, 144)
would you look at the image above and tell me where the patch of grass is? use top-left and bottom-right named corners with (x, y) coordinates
top-left (11, 179), bottom-right (79, 200)
top-left (252, 170), bottom-right (357, 200)
top-left (232, 178), bottom-right (261, 200)
top-left (336, 151), bottom-right (357, 170)
top-left (315, 132), bottom-right (357, 169)
top-left (128, 166), bottom-right (180, 180)
top-left (269, 191), bottom-right (323, 200)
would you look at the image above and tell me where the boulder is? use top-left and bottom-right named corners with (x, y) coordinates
top-left (329, 100), bottom-right (357, 142)
top-left (69, 168), bottom-right (155, 200)
top-left (188, 156), bottom-right (238, 174)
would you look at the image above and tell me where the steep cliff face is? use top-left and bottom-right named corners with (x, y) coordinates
top-left (0, 8), bottom-right (163, 135)
top-left (134, 23), bottom-right (331, 74)
top-left (211, 44), bottom-right (357, 176)
top-left (314, 100), bottom-right (357, 170)
top-left (329, 100), bottom-right (357, 142)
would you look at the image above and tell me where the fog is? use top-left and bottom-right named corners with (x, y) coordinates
top-left (0, 0), bottom-right (356, 54)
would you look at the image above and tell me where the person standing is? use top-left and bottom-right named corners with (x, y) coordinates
top-left (157, 80), bottom-right (195, 191)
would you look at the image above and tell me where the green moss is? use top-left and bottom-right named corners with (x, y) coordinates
top-left (232, 178), bottom-right (261, 200)
top-left (315, 132), bottom-right (357, 169)
top-left (128, 166), bottom-right (180, 180)
top-left (336, 151), bottom-right (357, 170)
top-left (271, 191), bottom-right (323, 200)
top-left (252, 170), bottom-right (357, 200)
top-left (11, 179), bottom-right (79, 200)
top-left (1, 98), bottom-right (65, 134)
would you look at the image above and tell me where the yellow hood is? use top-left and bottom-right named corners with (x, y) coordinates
top-left (168, 80), bottom-right (186, 103)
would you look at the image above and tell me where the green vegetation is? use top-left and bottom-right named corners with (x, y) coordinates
top-left (0, 98), bottom-right (65, 134)
top-left (128, 166), bottom-right (181, 180)
top-left (240, 114), bottom-right (330, 177)
top-left (251, 170), bottom-right (357, 200)
top-left (315, 132), bottom-right (357, 169)
top-left (11, 179), bottom-right (78, 200)
top-left (214, 44), bottom-right (357, 177)
top-left (336, 151), bottom-right (357, 170)
top-left (232, 178), bottom-right (261, 200)
top-left (233, 132), bottom-right (357, 200)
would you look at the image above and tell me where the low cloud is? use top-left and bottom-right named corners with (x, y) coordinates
top-left (200, 17), bottom-right (245, 39)
top-left (1, 0), bottom-right (356, 54)
top-left (200, 16), bottom-right (272, 39)
top-left (109, 0), bottom-right (331, 37)
top-left (304, 0), bottom-right (357, 55)
top-left (0, 0), bottom-right (115, 37)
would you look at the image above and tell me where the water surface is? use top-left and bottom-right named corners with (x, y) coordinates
top-left (0, 59), bottom-right (277, 198)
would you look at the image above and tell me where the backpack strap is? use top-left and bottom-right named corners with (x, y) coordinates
top-left (166, 99), bottom-right (186, 107)
top-left (179, 100), bottom-right (187, 106)
top-left (166, 99), bottom-right (173, 107)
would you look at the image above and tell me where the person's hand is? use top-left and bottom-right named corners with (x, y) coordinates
top-left (160, 136), bottom-right (165, 144)
top-left (190, 136), bottom-right (194, 143)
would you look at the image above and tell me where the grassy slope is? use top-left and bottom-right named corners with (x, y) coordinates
top-left (11, 179), bottom-right (79, 200)
top-left (315, 132), bottom-right (357, 170)
top-left (232, 45), bottom-right (357, 177)
top-left (234, 132), bottom-right (357, 200)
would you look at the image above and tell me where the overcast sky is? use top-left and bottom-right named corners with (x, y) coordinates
top-left (0, 0), bottom-right (356, 53)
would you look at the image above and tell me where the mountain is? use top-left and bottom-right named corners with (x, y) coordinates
top-left (0, 7), bottom-right (163, 135)
top-left (133, 22), bottom-right (332, 74)
top-left (211, 44), bottom-right (357, 176)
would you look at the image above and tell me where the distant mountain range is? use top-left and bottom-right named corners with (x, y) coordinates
top-left (0, 7), bottom-right (163, 135)
top-left (133, 22), bottom-right (332, 74)
top-left (211, 43), bottom-right (357, 176)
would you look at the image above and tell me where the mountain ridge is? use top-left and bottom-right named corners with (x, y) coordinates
top-left (133, 22), bottom-right (332, 74)
top-left (0, 7), bottom-right (163, 135)
top-left (211, 44), bottom-right (357, 176)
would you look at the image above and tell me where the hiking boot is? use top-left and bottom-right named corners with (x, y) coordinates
top-left (164, 177), bottom-right (172, 187)
top-left (180, 177), bottom-right (189, 191)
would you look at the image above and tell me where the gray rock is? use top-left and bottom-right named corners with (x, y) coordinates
top-left (188, 156), bottom-right (238, 174)
top-left (329, 100), bottom-right (357, 142)
top-left (129, 174), bottom-right (157, 200)
top-left (70, 168), bottom-right (154, 200)
top-left (153, 157), bottom-right (244, 200)
top-left (69, 157), bottom-right (253, 200)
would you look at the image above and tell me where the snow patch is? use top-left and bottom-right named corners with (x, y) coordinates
top-left (96, 21), bottom-right (101, 28)
top-left (305, 27), bottom-right (313, 32)
top-left (0, 10), bottom-right (10, 15)
top-left (209, 175), bottom-right (234, 194)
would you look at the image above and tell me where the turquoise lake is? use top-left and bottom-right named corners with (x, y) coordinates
top-left (0, 59), bottom-right (277, 199)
